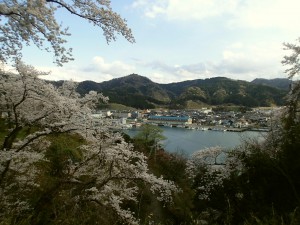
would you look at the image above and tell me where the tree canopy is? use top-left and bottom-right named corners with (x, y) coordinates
top-left (135, 124), bottom-right (166, 144)
top-left (0, 63), bottom-right (177, 224)
top-left (0, 0), bottom-right (135, 65)
top-left (282, 37), bottom-right (300, 79)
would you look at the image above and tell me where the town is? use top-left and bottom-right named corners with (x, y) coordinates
top-left (92, 107), bottom-right (283, 132)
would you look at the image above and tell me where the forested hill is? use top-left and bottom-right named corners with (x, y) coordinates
top-left (75, 74), bottom-right (288, 109)
top-left (251, 78), bottom-right (292, 91)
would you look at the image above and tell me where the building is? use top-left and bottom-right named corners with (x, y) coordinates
top-left (147, 115), bottom-right (192, 127)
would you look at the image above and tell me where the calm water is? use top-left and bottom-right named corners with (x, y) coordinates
top-left (125, 127), bottom-right (265, 155)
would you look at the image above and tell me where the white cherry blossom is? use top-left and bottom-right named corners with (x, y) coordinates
top-left (0, 62), bottom-right (177, 224)
top-left (0, 0), bottom-right (135, 65)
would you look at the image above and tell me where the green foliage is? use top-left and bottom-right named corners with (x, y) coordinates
top-left (23, 133), bottom-right (124, 225)
top-left (77, 74), bottom-right (169, 109)
top-left (131, 132), bottom-right (195, 225)
top-left (45, 134), bottom-right (84, 177)
top-left (134, 124), bottom-right (166, 159)
top-left (213, 105), bottom-right (252, 113)
top-left (251, 78), bottom-right (292, 91)
top-left (243, 207), bottom-right (300, 225)
top-left (185, 77), bottom-right (300, 224)
top-left (134, 124), bottom-right (166, 144)
top-left (75, 75), bottom-right (287, 109)
top-left (189, 103), bottom-right (300, 224)
top-left (97, 103), bottom-right (136, 110)
top-left (104, 92), bottom-right (157, 109)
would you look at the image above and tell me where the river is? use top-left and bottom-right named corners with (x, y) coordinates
top-left (124, 127), bottom-right (266, 155)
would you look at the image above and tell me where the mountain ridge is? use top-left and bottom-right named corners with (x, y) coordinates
top-left (74, 74), bottom-right (289, 109)
top-left (251, 78), bottom-right (292, 91)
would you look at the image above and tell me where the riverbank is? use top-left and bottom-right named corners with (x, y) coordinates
top-left (127, 122), bottom-right (270, 133)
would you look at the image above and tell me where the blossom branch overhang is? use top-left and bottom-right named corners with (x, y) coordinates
top-left (0, 11), bottom-right (21, 17)
top-left (45, 0), bottom-right (135, 44)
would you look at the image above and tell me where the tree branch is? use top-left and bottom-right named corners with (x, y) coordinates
top-left (46, 0), bottom-right (107, 24)
top-left (0, 11), bottom-right (21, 17)
top-left (0, 159), bottom-right (11, 187)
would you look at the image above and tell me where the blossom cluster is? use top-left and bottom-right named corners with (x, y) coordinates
top-left (186, 146), bottom-right (242, 200)
top-left (0, 63), bottom-right (177, 224)
top-left (0, 0), bottom-right (134, 65)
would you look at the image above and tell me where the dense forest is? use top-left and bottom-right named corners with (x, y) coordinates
top-left (74, 75), bottom-right (288, 109)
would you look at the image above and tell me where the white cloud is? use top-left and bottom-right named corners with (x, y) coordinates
top-left (87, 56), bottom-right (135, 76)
top-left (132, 0), bottom-right (237, 20)
top-left (133, 0), bottom-right (236, 19)
top-left (38, 57), bottom-right (136, 82)
top-left (131, 0), bottom-right (300, 32)
top-left (138, 41), bottom-right (286, 82)
top-left (34, 43), bottom-right (287, 84)
top-left (167, 0), bottom-right (238, 20)
top-left (210, 42), bottom-right (286, 80)
top-left (131, 0), bottom-right (167, 18)
top-left (215, 42), bottom-right (285, 75)
top-left (230, 0), bottom-right (300, 31)
top-left (148, 72), bottom-right (172, 83)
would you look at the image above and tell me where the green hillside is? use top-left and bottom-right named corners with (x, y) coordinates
top-left (75, 75), bottom-right (288, 109)
top-left (251, 78), bottom-right (292, 90)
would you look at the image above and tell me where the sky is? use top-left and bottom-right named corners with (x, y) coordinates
top-left (22, 0), bottom-right (300, 84)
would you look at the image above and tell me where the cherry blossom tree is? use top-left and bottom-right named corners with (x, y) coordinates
top-left (186, 146), bottom-right (238, 201)
top-left (280, 38), bottom-right (300, 204)
top-left (282, 37), bottom-right (300, 79)
top-left (0, 0), bottom-right (135, 65)
top-left (282, 38), bottom-right (300, 138)
top-left (0, 63), bottom-right (177, 224)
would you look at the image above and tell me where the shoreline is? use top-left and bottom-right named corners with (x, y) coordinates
top-left (126, 123), bottom-right (270, 133)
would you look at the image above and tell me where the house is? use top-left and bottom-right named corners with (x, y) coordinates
top-left (147, 115), bottom-right (192, 126)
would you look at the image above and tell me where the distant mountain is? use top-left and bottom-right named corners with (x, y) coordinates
top-left (75, 74), bottom-right (288, 109)
top-left (77, 74), bottom-right (170, 109)
top-left (162, 77), bottom-right (287, 109)
top-left (251, 78), bottom-right (292, 91)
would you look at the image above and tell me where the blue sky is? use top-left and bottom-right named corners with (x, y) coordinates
top-left (23, 0), bottom-right (300, 83)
